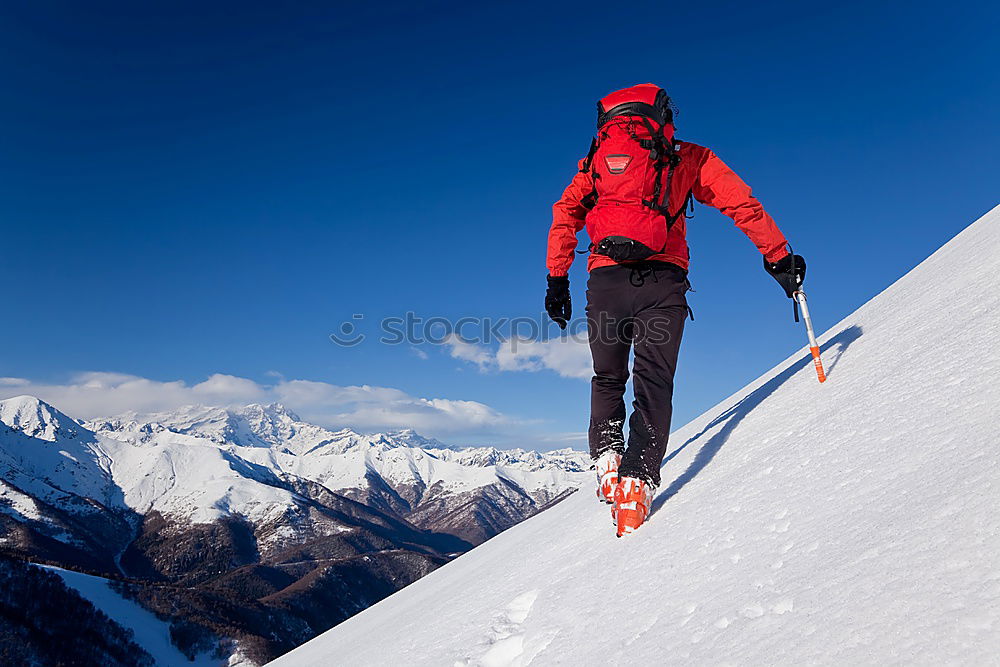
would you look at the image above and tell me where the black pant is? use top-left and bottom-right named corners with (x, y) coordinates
top-left (586, 262), bottom-right (688, 487)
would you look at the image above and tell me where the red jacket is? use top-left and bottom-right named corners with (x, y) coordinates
top-left (547, 141), bottom-right (789, 276)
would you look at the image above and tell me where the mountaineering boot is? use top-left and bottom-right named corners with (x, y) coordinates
top-left (614, 477), bottom-right (655, 537)
top-left (594, 450), bottom-right (621, 504)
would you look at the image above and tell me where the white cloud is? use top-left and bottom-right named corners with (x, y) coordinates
top-left (444, 334), bottom-right (592, 380)
top-left (496, 337), bottom-right (592, 379)
top-left (0, 372), bottom-right (510, 439)
top-left (444, 335), bottom-right (494, 370)
top-left (192, 374), bottom-right (265, 402)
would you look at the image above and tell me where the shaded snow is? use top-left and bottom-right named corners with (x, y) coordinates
top-left (273, 205), bottom-right (1000, 666)
top-left (0, 479), bottom-right (47, 522)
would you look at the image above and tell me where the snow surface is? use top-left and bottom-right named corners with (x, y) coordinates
top-left (272, 205), bottom-right (1000, 666)
top-left (40, 565), bottom-right (218, 667)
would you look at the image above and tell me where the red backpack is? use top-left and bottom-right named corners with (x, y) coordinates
top-left (580, 84), bottom-right (691, 263)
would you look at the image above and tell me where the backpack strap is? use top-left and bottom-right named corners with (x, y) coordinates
top-left (580, 137), bottom-right (598, 173)
top-left (642, 139), bottom-right (679, 225)
top-left (666, 188), bottom-right (694, 228)
top-left (649, 141), bottom-right (700, 233)
top-left (580, 135), bottom-right (600, 210)
top-left (636, 117), bottom-right (665, 159)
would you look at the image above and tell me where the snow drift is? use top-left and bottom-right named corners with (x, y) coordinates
top-left (273, 205), bottom-right (1000, 666)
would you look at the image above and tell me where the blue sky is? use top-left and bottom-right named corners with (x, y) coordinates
top-left (2, 0), bottom-right (997, 447)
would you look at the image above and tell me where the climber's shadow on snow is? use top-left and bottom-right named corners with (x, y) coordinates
top-left (649, 324), bottom-right (863, 517)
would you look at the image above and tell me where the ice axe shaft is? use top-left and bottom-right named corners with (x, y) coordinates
top-left (793, 289), bottom-right (826, 383)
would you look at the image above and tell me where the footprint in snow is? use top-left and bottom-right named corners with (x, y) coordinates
top-left (459, 590), bottom-right (556, 667)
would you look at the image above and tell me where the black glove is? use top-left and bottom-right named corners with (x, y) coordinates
top-left (764, 253), bottom-right (806, 298)
top-left (545, 275), bottom-right (571, 329)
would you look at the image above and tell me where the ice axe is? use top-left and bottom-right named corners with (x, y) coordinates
top-left (792, 289), bottom-right (826, 383)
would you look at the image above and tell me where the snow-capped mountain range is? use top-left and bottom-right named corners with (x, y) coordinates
top-left (1, 398), bottom-right (589, 548)
top-left (0, 398), bottom-right (589, 662)
top-left (77, 402), bottom-right (589, 527)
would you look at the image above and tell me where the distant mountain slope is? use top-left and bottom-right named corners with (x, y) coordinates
top-left (274, 207), bottom-right (1000, 666)
top-left (0, 555), bottom-right (154, 666)
top-left (0, 398), bottom-right (589, 663)
top-left (40, 564), bottom-right (215, 667)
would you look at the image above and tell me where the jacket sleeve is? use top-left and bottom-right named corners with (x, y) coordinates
top-left (546, 160), bottom-right (593, 277)
top-left (691, 149), bottom-right (789, 263)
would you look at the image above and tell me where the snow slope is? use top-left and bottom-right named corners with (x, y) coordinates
top-left (40, 565), bottom-right (218, 667)
top-left (273, 205), bottom-right (1000, 666)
